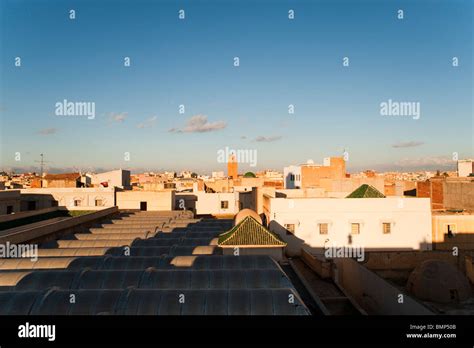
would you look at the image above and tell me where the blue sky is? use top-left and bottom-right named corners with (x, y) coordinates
top-left (0, 0), bottom-right (472, 174)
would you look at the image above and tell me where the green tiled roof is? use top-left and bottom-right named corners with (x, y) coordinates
top-left (346, 184), bottom-right (385, 198)
top-left (218, 216), bottom-right (286, 247)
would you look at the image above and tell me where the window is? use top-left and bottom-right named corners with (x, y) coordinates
top-left (319, 223), bottom-right (328, 235)
top-left (382, 223), bottom-right (391, 234)
top-left (290, 174), bottom-right (295, 181)
top-left (220, 201), bottom-right (229, 209)
top-left (284, 224), bottom-right (295, 235)
top-left (95, 199), bottom-right (103, 207)
top-left (74, 200), bottom-right (81, 207)
top-left (351, 223), bottom-right (360, 235)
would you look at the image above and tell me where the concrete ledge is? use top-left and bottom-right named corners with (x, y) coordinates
top-left (0, 207), bottom-right (61, 224)
top-left (0, 207), bottom-right (118, 244)
top-left (288, 259), bottom-right (331, 315)
top-left (362, 250), bottom-right (458, 270)
top-left (333, 258), bottom-right (434, 315)
top-left (301, 247), bottom-right (332, 279)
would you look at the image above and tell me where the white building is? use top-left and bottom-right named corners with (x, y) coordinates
top-left (194, 192), bottom-right (239, 215)
top-left (180, 171), bottom-right (193, 179)
top-left (176, 191), bottom-right (239, 216)
top-left (163, 171), bottom-right (176, 180)
top-left (212, 171), bottom-right (225, 179)
top-left (20, 188), bottom-right (116, 210)
top-left (91, 169), bottom-right (131, 189)
top-left (283, 165), bottom-right (302, 189)
top-left (458, 159), bottom-right (474, 177)
top-left (116, 190), bottom-right (175, 211)
top-left (263, 191), bottom-right (432, 256)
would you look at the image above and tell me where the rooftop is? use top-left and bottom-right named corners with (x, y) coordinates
top-left (346, 184), bottom-right (385, 198)
top-left (44, 173), bottom-right (80, 180)
top-left (218, 216), bottom-right (286, 247)
top-left (0, 211), bottom-right (306, 315)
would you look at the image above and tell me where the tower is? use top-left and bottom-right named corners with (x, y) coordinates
top-left (227, 152), bottom-right (238, 179)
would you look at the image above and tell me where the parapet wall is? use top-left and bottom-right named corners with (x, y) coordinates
top-left (0, 207), bottom-right (61, 224)
top-left (444, 182), bottom-right (474, 210)
top-left (0, 207), bottom-right (118, 244)
top-left (333, 258), bottom-right (433, 315)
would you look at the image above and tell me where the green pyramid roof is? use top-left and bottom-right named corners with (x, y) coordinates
top-left (346, 184), bottom-right (385, 198)
top-left (218, 216), bottom-right (286, 247)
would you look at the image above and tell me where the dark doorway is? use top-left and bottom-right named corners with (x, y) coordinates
top-left (6, 206), bottom-right (13, 214)
top-left (140, 201), bottom-right (147, 211)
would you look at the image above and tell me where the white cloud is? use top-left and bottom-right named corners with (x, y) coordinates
top-left (37, 127), bottom-right (57, 135)
top-left (254, 135), bottom-right (282, 142)
top-left (137, 116), bottom-right (157, 129)
top-left (392, 141), bottom-right (424, 148)
top-left (394, 156), bottom-right (453, 167)
top-left (108, 112), bottom-right (127, 123)
top-left (169, 115), bottom-right (226, 133)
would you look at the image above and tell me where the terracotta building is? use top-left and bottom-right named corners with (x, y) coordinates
top-left (227, 153), bottom-right (238, 179)
top-left (417, 177), bottom-right (474, 210)
top-left (285, 157), bottom-right (346, 189)
top-left (43, 173), bottom-right (81, 188)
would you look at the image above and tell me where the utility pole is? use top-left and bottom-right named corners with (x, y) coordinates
top-left (34, 154), bottom-right (52, 187)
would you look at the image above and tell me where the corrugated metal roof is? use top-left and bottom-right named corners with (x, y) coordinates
top-left (2, 269), bottom-right (292, 291)
top-left (0, 289), bottom-right (309, 315)
top-left (0, 210), bottom-right (309, 315)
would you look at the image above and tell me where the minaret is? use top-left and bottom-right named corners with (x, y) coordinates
top-left (227, 152), bottom-right (238, 179)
